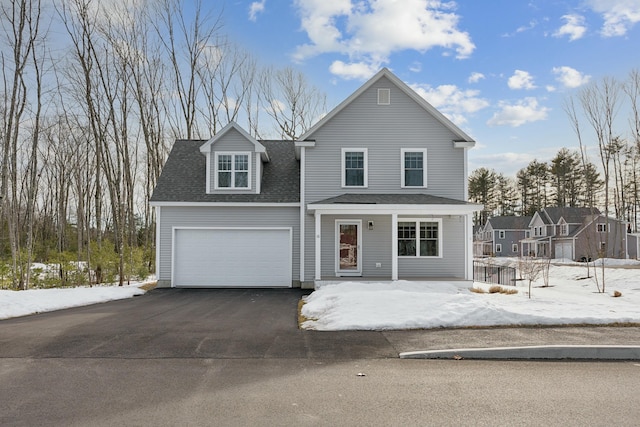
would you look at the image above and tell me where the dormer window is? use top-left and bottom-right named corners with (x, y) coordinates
top-left (215, 152), bottom-right (250, 189)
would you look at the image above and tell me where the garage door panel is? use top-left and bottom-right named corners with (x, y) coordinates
top-left (555, 242), bottom-right (573, 260)
top-left (173, 228), bottom-right (291, 287)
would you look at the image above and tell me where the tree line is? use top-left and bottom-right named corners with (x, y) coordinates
top-left (1, 0), bottom-right (325, 289)
top-left (470, 70), bottom-right (640, 230)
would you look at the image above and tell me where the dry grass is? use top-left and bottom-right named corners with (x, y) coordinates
top-left (488, 285), bottom-right (519, 295)
top-left (139, 281), bottom-right (157, 291)
top-left (470, 287), bottom-right (486, 294)
top-left (298, 298), bottom-right (317, 328)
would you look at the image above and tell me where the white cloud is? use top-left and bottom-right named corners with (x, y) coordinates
top-left (411, 83), bottom-right (489, 125)
top-left (249, 0), bottom-right (266, 22)
top-left (587, 0), bottom-right (640, 37)
top-left (409, 62), bottom-right (422, 73)
top-left (552, 66), bottom-right (591, 88)
top-left (293, 0), bottom-right (475, 78)
top-left (487, 97), bottom-right (549, 127)
top-left (329, 60), bottom-right (381, 80)
top-left (468, 72), bottom-right (485, 83)
top-left (508, 70), bottom-right (536, 90)
top-left (553, 14), bottom-right (587, 41)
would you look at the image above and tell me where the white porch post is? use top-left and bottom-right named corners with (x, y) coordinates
top-left (391, 213), bottom-right (398, 281)
top-left (314, 211), bottom-right (321, 281)
top-left (466, 213), bottom-right (473, 280)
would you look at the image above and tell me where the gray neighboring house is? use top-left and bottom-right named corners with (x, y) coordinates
top-left (520, 207), bottom-right (630, 261)
top-left (474, 216), bottom-right (532, 258)
top-left (150, 68), bottom-right (482, 289)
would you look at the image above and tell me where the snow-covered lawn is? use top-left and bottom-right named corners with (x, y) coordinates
top-left (301, 258), bottom-right (640, 331)
top-left (0, 282), bottom-right (151, 320)
top-left (2, 259), bottom-right (639, 330)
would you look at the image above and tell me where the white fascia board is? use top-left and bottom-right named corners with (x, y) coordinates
top-left (294, 140), bottom-right (315, 160)
top-left (306, 203), bottom-right (482, 215)
top-left (295, 140), bottom-right (316, 147)
top-left (453, 140), bottom-right (475, 148)
top-left (199, 121), bottom-right (269, 161)
top-left (150, 201), bottom-right (300, 207)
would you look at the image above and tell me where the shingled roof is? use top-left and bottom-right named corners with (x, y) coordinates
top-left (487, 216), bottom-right (532, 230)
top-left (541, 207), bottom-right (600, 224)
top-left (311, 193), bottom-right (471, 205)
top-left (150, 139), bottom-right (300, 203)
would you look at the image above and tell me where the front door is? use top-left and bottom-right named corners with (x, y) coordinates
top-left (336, 220), bottom-right (362, 276)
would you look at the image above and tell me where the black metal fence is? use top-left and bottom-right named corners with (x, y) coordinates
top-left (473, 261), bottom-right (516, 286)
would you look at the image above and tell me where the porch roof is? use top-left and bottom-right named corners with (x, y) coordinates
top-left (307, 193), bottom-right (482, 215)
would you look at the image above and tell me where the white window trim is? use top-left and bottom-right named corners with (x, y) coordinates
top-left (400, 148), bottom-right (427, 188)
top-left (597, 223), bottom-right (610, 232)
top-left (214, 151), bottom-right (252, 190)
top-left (512, 244), bottom-right (518, 252)
top-left (341, 148), bottom-right (368, 188)
top-left (498, 230), bottom-right (505, 239)
top-left (495, 243), bottom-right (502, 253)
top-left (397, 218), bottom-right (443, 259)
top-left (559, 223), bottom-right (568, 236)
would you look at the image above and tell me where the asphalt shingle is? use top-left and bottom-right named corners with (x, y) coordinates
top-left (151, 139), bottom-right (300, 203)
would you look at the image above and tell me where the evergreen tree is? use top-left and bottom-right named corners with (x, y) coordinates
top-left (468, 168), bottom-right (497, 225)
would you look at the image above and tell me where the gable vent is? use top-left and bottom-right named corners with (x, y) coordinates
top-left (378, 88), bottom-right (390, 105)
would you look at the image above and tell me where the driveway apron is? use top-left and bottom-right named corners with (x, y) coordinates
top-left (0, 289), bottom-right (398, 359)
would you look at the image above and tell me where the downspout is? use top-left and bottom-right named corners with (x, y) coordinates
top-left (155, 206), bottom-right (161, 284)
top-left (299, 146), bottom-right (305, 283)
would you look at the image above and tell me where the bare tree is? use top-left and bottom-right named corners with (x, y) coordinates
top-left (153, 0), bottom-right (221, 139)
top-left (573, 77), bottom-right (622, 292)
top-left (259, 66), bottom-right (326, 140)
top-left (0, 0), bottom-right (45, 289)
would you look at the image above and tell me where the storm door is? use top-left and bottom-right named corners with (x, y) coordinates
top-left (336, 220), bottom-right (362, 276)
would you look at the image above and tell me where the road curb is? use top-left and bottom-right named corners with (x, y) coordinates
top-left (400, 345), bottom-right (640, 360)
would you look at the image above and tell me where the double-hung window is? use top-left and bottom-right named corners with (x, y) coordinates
top-left (397, 219), bottom-right (441, 257)
top-left (401, 149), bottom-right (426, 187)
top-left (342, 148), bottom-right (367, 187)
top-left (215, 152), bottom-right (250, 189)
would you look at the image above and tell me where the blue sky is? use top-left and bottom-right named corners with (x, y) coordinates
top-left (218, 0), bottom-right (640, 175)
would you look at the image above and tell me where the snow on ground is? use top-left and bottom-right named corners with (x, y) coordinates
top-left (301, 259), bottom-right (640, 331)
top-left (2, 259), bottom-right (639, 329)
top-left (0, 282), bottom-right (149, 320)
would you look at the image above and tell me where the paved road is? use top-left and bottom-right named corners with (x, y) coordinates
top-left (2, 289), bottom-right (640, 426)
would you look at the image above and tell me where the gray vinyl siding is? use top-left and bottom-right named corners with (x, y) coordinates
top-left (494, 230), bottom-right (527, 257)
top-left (397, 217), bottom-right (465, 279)
top-left (304, 76), bottom-right (465, 204)
top-left (320, 215), bottom-right (392, 278)
top-left (158, 206), bottom-right (299, 285)
top-left (574, 220), bottom-right (628, 260)
top-left (308, 214), bottom-right (465, 279)
top-left (207, 128), bottom-right (258, 194)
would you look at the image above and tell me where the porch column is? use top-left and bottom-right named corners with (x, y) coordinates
top-left (466, 213), bottom-right (473, 280)
top-left (314, 211), bottom-right (321, 281)
top-left (391, 213), bottom-right (398, 281)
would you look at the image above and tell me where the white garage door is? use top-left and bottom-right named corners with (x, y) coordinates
top-left (173, 228), bottom-right (292, 287)
top-left (555, 242), bottom-right (573, 260)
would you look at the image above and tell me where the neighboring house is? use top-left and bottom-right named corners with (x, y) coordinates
top-left (150, 68), bottom-right (482, 289)
top-left (473, 216), bottom-right (532, 257)
top-left (520, 207), bottom-right (629, 261)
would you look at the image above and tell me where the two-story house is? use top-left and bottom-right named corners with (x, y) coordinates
top-left (474, 216), bottom-right (532, 257)
top-left (150, 68), bottom-right (482, 288)
top-left (520, 207), bottom-right (629, 261)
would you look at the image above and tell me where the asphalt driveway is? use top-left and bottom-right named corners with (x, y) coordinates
top-left (1, 288), bottom-right (639, 360)
top-left (0, 288), bottom-right (399, 359)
